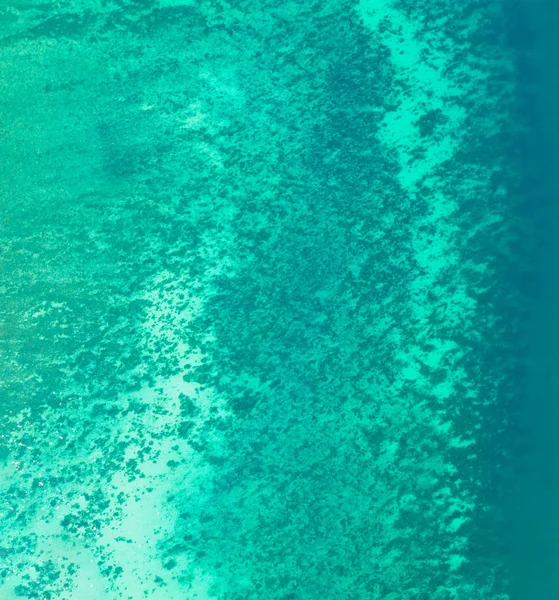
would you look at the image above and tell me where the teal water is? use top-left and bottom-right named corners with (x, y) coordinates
top-left (0, 0), bottom-right (549, 598)
top-left (498, 0), bottom-right (559, 598)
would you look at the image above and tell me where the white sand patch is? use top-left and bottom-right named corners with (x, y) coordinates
top-left (0, 231), bottom-right (233, 597)
top-left (357, 0), bottom-right (507, 407)
top-left (93, 375), bottom-right (222, 599)
top-left (358, 0), bottom-right (468, 190)
top-left (356, 2), bottom-right (515, 596)
top-left (90, 256), bottom-right (234, 598)
top-left (157, 0), bottom-right (195, 7)
top-left (0, 381), bottom-right (223, 600)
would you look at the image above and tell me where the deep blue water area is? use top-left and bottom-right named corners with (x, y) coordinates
top-left (498, 0), bottom-right (559, 597)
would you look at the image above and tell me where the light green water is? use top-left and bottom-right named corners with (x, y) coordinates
top-left (0, 0), bottom-right (526, 598)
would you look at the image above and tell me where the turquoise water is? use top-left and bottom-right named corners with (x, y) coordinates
top-left (0, 0), bottom-right (552, 598)
top-left (497, 1), bottom-right (559, 598)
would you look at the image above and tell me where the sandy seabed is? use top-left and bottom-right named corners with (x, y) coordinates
top-left (0, 0), bottom-right (528, 598)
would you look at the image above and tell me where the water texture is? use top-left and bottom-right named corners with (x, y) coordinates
top-left (0, 0), bottom-right (543, 598)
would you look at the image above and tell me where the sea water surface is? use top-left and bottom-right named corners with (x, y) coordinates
top-left (0, 0), bottom-right (554, 598)
top-left (499, 0), bottom-right (559, 598)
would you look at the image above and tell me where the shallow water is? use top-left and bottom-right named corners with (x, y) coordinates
top-left (0, 0), bottom-right (555, 598)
